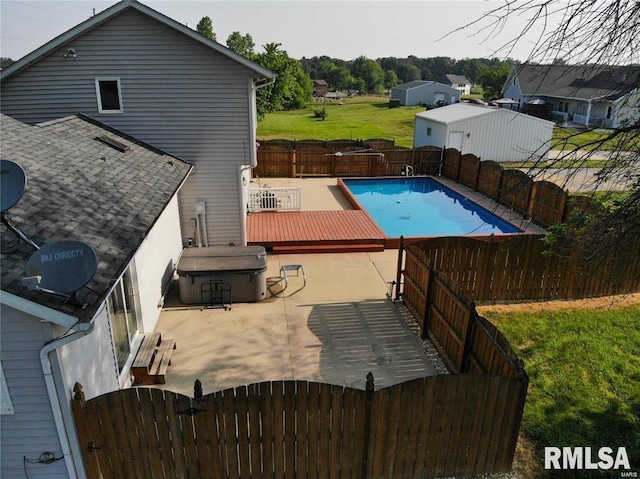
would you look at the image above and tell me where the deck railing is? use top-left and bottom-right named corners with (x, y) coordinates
top-left (248, 186), bottom-right (302, 212)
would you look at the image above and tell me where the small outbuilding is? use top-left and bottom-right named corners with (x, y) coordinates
top-left (391, 81), bottom-right (459, 106)
top-left (414, 103), bottom-right (554, 162)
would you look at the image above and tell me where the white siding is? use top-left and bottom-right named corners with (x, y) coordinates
top-left (413, 118), bottom-right (447, 149)
top-left (0, 306), bottom-right (68, 479)
top-left (452, 110), bottom-right (553, 161)
top-left (415, 110), bottom-right (553, 162)
top-left (0, 9), bottom-right (259, 246)
top-left (612, 91), bottom-right (640, 128)
top-left (134, 193), bottom-right (184, 332)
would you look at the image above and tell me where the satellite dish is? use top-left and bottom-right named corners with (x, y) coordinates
top-left (26, 240), bottom-right (97, 294)
top-left (1, 159), bottom-right (27, 212)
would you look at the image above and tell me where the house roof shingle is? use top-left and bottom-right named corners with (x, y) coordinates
top-left (511, 64), bottom-right (640, 101)
top-left (439, 74), bottom-right (469, 86)
top-left (1, 114), bottom-right (192, 322)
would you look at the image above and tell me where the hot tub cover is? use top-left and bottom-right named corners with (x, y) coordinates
top-left (177, 246), bottom-right (267, 275)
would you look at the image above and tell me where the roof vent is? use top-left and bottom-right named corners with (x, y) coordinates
top-left (95, 135), bottom-right (130, 153)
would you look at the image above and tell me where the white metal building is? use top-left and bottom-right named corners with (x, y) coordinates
top-left (414, 103), bottom-right (554, 162)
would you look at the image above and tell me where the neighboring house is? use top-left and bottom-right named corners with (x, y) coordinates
top-left (391, 80), bottom-right (459, 106)
top-left (438, 74), bottom-right (472, 96)
top-left (414, 103), bottom-right (554, 162)
top-left (312, 79), bottom-right (329, 97)
top-left (0, 113), bottom-right (192, 478)
top-left (0, 0), bottom-right (275, 249)
top-left (502, 64), bottom-right (640, 128)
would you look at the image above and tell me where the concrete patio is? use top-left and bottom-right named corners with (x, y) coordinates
top-left (150, 175), bottom-right (543, 397)
top-left (154, 249), bottom-right (443, 397)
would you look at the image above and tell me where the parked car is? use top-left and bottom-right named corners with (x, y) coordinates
top-left (464, 98), bottom-right (488, 105)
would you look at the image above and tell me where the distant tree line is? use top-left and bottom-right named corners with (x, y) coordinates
top-left (300, 55), bottom-right (513, 98)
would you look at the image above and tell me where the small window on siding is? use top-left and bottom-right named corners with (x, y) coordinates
top-left (427, 127), bottom-right (432, 136)
top-left (1, 363), bottom-right (14, 415)
top-left (95, 78), bottom-right (123, 113)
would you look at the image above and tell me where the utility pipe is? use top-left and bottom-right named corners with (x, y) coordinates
top-left (40, 319), bottom-right (96, 479)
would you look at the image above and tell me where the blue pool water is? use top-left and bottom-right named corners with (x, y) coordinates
top-left (343, 177), bottom-right (522, 237)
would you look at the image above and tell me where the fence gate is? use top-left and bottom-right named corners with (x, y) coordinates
top-left (72, 374), bottom-right (525, 479)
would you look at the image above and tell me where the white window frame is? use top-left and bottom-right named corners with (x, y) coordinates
top-left (95, 77), bottom-right (123, 114)
top-left (106, 261), bottom-right (143, 384)
top-left (1, 363), bottom-right (14, 415)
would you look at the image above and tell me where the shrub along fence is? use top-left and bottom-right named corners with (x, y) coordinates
top-left (255, 140), bottom-right (569, 228)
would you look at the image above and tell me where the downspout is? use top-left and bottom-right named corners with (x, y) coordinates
top-left (40, 319), bottom-right (96, 479)
top-left (241, 76), bottom-right (276, 245)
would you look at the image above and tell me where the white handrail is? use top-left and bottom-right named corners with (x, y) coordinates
top-left (248, 187), bottom-right (302, 212)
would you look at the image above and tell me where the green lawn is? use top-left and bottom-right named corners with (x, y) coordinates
top-left (482, 305), bottom-right (640, 477)
top-left (257, 96), bottom-right (639, 153)
top-left (257, 96), bottom-right (418, 147)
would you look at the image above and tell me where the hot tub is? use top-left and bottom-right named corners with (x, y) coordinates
top-left (177, 246), bottom-right (267, 304)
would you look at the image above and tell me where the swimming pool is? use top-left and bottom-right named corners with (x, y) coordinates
top-left (341, 177), bottom-right (522, 237)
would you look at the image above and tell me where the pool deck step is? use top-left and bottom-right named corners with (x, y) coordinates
top-left (273, 243), bottom-right (385, 254)
top-left (248, 210), bottom-right (387, 253)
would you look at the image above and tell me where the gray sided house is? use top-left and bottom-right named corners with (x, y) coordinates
top-left (414, 103), bottom-right (554, 163)
top-left (502, 64), bottom-right (640, 128)
top-left (391, 80), bottom-right (459, 106)
top-left (0, 0), bottom-right (275, 248)
top-left (0, 113), bottom-right (192, 479)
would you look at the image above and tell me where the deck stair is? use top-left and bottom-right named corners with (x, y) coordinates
top-left (131, 333), bottom-right (176, 385)
top-left (248, 210), bottom-right (387, 254)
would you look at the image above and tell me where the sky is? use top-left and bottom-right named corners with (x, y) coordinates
top-left (0, 0), bottom-right (561, 63)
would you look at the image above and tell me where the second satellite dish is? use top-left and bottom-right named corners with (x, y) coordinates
top-left (26, 240), bottom-right (98, 294)
top-left (1, 159), bottom-right (27, 213)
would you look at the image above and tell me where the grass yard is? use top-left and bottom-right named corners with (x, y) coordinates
top-left (257, 96), bottom-right (418, 147)
top-left (480, 302), bottom-right (640, 478)
top-left (552, 127), bottom-right (640, 151)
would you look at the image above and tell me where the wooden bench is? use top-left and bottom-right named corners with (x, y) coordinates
top-left (131, 333), bottom-right (176, 385)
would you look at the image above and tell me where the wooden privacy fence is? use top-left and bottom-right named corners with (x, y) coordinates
top-left (256, 140), bottom-right (572, 228)
top-left (441, 149), bottom-right (568, 228)
top-left (72, 372), bottom-right (526, 479)
top-left (399, 239), bottom-right (528, 379)
top-left (254, 140), bottom-right (442, 178)
top-left (399, 235), bottom-right (640, 303)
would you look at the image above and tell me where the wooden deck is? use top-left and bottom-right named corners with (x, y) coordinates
top-left (247, 210), bottom-right (387, 253)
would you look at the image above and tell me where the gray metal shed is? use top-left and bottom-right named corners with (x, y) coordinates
top-left (391, 81), bottom-right (460, 106)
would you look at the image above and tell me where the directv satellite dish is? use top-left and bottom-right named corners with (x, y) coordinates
top-left (1, 159), bottom-right (27, 212)
top-left (26, 240), bottom-right (97, 294)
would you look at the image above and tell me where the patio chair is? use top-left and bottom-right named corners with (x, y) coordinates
top-left (280, 264), bottom-right (306, 291)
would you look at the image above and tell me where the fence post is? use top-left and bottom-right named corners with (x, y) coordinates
top-left (291, 150), bottom-right (296, 178)
top-left (459, 302), bottom-right (477, 373)
top-left (394, 236), bottom-right (404, 301)
top-left (361, 372), bottom-right (375, 479)
top-left (71, 382), bottom-right (102, 479)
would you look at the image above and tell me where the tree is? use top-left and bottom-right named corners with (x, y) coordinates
top-left (253, 43), bottom-right (312, 117)
top-left (196, 16), bottom-right (215, 41)
top-left (226, 32), bottom-right (255, 57)
top-left (384, 70), bottom-right (400, 92)
top-left (350, 56), bottom-right (385, 94)
top-left (476, 63), bottom-right (511, 101)
top-left (458, 1), bottom-right (640, 266)
top-left (1, 57), bottom-right (15, 69)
